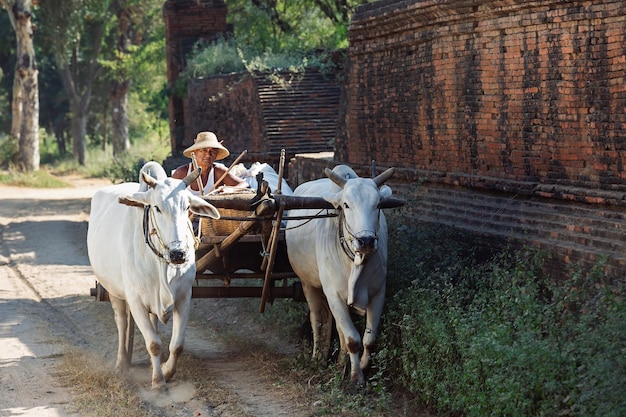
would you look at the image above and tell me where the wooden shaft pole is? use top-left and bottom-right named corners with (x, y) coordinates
top-left (259, 200), bottom-right (285, 313)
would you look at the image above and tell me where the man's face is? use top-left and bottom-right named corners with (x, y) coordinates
top-left (195, 148), bottom-right (218, 166)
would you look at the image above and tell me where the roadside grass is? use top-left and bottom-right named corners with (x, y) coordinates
top-left (55, 349), bottom-right (152, 417)
top-left (56, 347), bottom-right (260, 417)
top-left (0, 168), bottom-right (72, 188)
top-left (0, 128), bottom-right (170, 187)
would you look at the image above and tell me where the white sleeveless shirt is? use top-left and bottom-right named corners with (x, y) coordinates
top-left (186, 163), bottom-right (215, 196)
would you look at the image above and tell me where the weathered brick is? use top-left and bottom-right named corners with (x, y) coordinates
top-left (341, 0), bottom-right (626, 197)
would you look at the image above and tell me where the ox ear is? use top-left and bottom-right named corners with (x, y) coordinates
top-left (188, 194), bottom-right (220, 219)
top-left (118, 191), bottom-right (150, 208)
top-left (379, 184), bottom-right (392, 199)
top-left (321, 191), bottom-right (341, 208)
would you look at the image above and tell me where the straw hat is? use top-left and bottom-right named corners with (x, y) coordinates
top-left (183, 131), bottom-right (230, 160)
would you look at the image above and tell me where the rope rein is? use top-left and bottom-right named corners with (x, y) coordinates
top-left (337, 208), bottom-right (381, 262)
top-left (280, 208), bottom-right (329, 231)
top-left (143, 205), bottom-right (196, 264)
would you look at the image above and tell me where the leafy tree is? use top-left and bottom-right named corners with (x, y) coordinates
top-left (39, 0), bottom-right (113, 165)
top-left (225, 0), bottom-right (368, 53)
top-left (105, 0), bottom-right (164, 157)
top-left (1, 0), bottom-right (39, 171)
top-left (38, 53), bottom-right (70, 156)
top-left (0, 13), bottom-right (13, 134)
top-left (37, 0), bottom-right (165, 164)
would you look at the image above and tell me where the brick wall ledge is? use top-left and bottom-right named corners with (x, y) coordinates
top-left (348, 163), bottom-right (626, 208)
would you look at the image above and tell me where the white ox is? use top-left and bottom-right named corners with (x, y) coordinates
top-left (285, 165), bottom-right (394, 385)
top-left (87, 161), bottom-right (219, 390)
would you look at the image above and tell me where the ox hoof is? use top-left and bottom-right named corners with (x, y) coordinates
top-left (344, 379), bottom-right (366, 395)
top-left (114, 365), bottom-right (129, 376)
top-left (151, 382), bottom-right (169, 393)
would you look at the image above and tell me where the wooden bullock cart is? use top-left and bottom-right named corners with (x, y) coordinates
top-left (91, 157), bottom-right (404, 314)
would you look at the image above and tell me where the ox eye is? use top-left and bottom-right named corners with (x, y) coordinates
top-left (154, 206), bottom-right (162, 213)
top-left (343, 202), bottom-right (350, 209)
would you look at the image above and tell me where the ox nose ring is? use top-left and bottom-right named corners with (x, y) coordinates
top-left (357, 236), bottom-right (377, 249)
top-left (169, 249), bottom-right (186, 264)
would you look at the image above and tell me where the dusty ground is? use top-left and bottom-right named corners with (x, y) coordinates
top-left (0, 175), bottom-right (318, 417)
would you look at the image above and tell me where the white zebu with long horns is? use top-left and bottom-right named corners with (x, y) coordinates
top-left (87, 161), bottom-right (220, 390)
top-left (285, 164), bottom-right (394, 385)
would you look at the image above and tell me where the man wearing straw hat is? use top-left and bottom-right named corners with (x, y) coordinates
top-left (172, 131), bottom-right (249, 195)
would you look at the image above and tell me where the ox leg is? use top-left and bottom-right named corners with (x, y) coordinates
top-left (326, 296), bottom-right (364, 386)
top-left (110, 296), bottom-right (134, 372)
top-left (335, 326), bottom-right (351, 380)
top-left (150, 313), bottom-right (158, 332)
top-left (302, 283), bottom-right (331, 362)
top-left (360, 291), bottom-right (385, 371)
top-left (162, 293), bottom-right (191, 381)
top-left (128, 303), bottom-right (166, 391)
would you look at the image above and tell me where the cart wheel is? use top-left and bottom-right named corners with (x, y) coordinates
top-left (91, 282), bottom-right (110, 302)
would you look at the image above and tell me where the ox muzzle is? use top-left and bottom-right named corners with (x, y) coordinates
top-left (340, 229), bottom-right (379, 266)
top-left (354, 234), bottom-right (378, 260)
top-left (143, 206), bottom-right (193, 266)
top-left (338, 210), bottom-right (379, 265)
top-left (166, 243), bottom-right (188, 265)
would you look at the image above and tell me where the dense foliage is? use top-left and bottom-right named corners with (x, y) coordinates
top-left (375, 217), bottom-right (626, 416)
top-left (258, 213), bottom-right (625, 416)
top-left (1, 0), bottom-right (367, 169)
top-left (182, 34), bottom-right (344, 83)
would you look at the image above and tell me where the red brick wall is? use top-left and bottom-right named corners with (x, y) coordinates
top-left (184, 74), bottom-right (267, 162)
top-left (184, 71), bottom-right (340, 167)
top-left (342, 0), bottom-right (626, 205)
top-left (163, 0), bottom-right (231, 154)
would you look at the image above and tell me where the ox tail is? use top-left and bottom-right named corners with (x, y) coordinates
top-left (157, 263), bottom-right (176, 324)
top-left (348, 264), bottom-right (368, 316)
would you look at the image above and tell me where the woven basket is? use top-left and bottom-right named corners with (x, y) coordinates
top-left (201, 207), bottom-right (249, 236)
top-left (200, 191), bottom-right (256, 237)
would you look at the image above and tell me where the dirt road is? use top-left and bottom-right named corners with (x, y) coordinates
top-left (0, 176), bottom-right (315, 417)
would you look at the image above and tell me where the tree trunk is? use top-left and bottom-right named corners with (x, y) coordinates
top-left (7, 0), bottom-right (40, 171)
top-left (110, 0), bottom-right (136, 157)
top-left (111, 78), bottom-right (130, 156)
top-left (70, 103), bottom-right (87, 166)
top-left (10, 71), bottom-right (22, 139)
top-left (60, 62), bottom-right (91, 166)
top-left (18, 60), bottom-right (39, 171)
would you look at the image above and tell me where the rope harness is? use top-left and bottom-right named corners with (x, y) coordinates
top-left (337, 208), bottom-right (380, 262)
top-left (143, 205), bottom-right (196, 264)
top-left (280, 206), bottom-right (381, 262)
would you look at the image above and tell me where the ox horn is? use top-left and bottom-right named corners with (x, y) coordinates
top-left (183, 167), bottom-right (202, 186)
top-left (373, 167), bottom-right (395, 187)
top-left (325, 168), bottom-right (348, 188)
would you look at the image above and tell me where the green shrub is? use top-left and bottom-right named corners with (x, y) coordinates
top-left (270, 213), bottom-right (625, 416)
top-left (182, 35), bottom-right (343, 81)
top-left (375, 219), bottom-right (626, 417)
top-left (183, 35), bottom-right (246, 79)
top-left (0, 134), bottom-right (19, 169)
